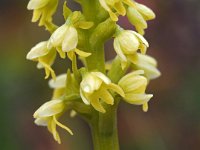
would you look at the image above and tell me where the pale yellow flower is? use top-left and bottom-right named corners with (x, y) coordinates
top-left (27, 0), bottom-right (58, 26)
top-left (127, 2), bottom-right (155, 35)
top-left (129, 53), bottom-right (161, 80)
top-left (48, 23), bottom-right (91, 59)
top-left (118, 70), bottom-right (153, 112)
top-left (34, 99), bottom-right (73, 144)
top-left (80, 72), bottom-right (124, 113)
top-left (26, 41), bottom-right (56, 79)
top-left (114, 30), bottom-right (149, 69)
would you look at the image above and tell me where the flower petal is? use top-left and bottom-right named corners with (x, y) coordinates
top-left (124, 93), bottom-right (153, 105)
top-left (114, 38), bottom-right (127, 62)
top-left (26, 41), bottom-right (49, 60)
top-left (80, 89), bottom-right (90, 105)
top-left (34, 117), bottom-right (50, 126)
top-left (49, 74), bottom-right (66, 89)
top-left (27, 0), bottom-right (49, 10)
top-left (74, 49), bottom-right (91, 57)
top-left (49, 24), bottom-right (68, 48)
top-left (33, 99), bottom-right (64, 118)
top-left (91, 72), bottom-right (111, 84)
top-left (62, 26), bottom-right (78, 52)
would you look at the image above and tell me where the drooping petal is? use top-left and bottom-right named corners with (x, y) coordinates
top-left (47, 118), bottom-right (61, 144)
top-left (39, 58), bottom-right (56, 80)
top-left (74, 49), bottom-right (91, 57)
top-left (53, 115), bottom-right (73, 135)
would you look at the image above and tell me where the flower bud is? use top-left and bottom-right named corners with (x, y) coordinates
top-left (127, 6), bottom-right (147, 35)
top-left (135, 3), bottom-right (156, 21)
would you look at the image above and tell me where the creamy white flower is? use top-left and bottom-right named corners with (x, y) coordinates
top-left (80, 72), bottom-right (124, 113)
top-left (26, 41), bottom-right (56, 79)
top-left (127, 2), bottom-right (155, 35)
top-left (27, 0), bottom-right (58, 26)
top-left (48, 24), bottom-right (90, 59)
top-left (33, 99), bottom-right (73, 144)
top-left (114, 30), bottom-right (149, 69)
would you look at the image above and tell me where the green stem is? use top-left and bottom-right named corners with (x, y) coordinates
top-left (90, 104), bottom-right (119, 150)
top-left (86, 42), bottom-right (105, 73)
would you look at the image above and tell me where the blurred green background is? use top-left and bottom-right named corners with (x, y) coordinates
top-left (0, 0), bottom-right (200, 150)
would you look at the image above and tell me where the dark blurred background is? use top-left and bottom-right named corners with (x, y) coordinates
top-left (0, 0), bottom-right (200, 150)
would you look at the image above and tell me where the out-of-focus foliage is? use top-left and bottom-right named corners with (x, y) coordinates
top-left (0, 0), bottom-right (200, 150)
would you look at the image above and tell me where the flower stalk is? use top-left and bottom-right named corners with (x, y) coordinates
top-left (90, 103), bottom-right (119, 150)
top-left (26, 0), bottom-right (160, 149)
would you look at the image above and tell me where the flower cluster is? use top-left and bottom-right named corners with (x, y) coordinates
top-left (27, 0), bottom-right (160, 144)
